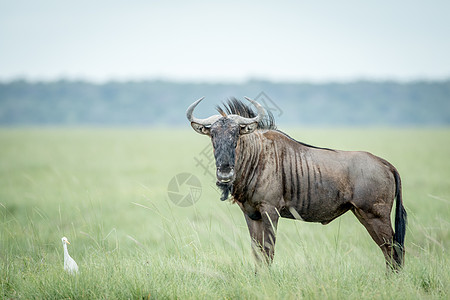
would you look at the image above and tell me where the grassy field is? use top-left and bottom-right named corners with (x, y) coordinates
top-left (1, 128), bottom-right (449, 299)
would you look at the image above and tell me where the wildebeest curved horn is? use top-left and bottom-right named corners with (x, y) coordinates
top-left (186, 97), bottom-right (221, 125)
top-left (229, 97), bottom-right (266, 125)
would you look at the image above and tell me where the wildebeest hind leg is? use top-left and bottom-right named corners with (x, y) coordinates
top-left (351, 207), bottom-right (397, 271)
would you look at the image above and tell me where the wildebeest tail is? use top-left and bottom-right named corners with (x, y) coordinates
top-left (393, 169), bottom-right (407, 266)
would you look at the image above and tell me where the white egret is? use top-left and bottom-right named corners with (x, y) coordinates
top-left (61, 237), bottom-right (79, 274)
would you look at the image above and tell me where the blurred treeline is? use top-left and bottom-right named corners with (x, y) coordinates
top-left (0, 79), bottom-right (449, 127)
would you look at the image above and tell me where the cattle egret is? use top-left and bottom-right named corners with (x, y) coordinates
top-left (61, 237), bottom-right (78, 274)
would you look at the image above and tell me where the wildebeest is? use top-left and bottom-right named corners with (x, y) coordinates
top-left (186, 97), bottom-right (407, 271)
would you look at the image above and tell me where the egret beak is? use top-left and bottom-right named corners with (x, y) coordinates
top-left (66, 240), bottom-right (70, 244)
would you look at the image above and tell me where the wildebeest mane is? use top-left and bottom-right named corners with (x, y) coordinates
top-left (278, 131), bottom-right (336, 152)
top-left (216, 98), bottom-right (277, 130)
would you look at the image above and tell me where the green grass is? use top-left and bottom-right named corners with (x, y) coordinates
top-left (1, 128), bottom-right (449, 299)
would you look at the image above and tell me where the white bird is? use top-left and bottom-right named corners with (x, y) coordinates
top-left (61, 236), bottom-right (79, 274)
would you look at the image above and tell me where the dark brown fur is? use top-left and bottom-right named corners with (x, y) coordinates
top-left (188, 98), bottom-right (407, 271)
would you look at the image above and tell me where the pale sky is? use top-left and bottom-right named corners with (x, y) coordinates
top-left (1, 0), bottom-right (449, 82)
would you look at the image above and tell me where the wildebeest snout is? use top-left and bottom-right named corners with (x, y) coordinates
top-left (216, 164), bottom-right (235, 183)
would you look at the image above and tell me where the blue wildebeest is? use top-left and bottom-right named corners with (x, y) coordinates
top-left (186, 97), bottom-right (407, 271)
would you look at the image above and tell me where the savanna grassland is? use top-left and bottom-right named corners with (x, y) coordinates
top-left (1, 128), bottom-right (449, 299)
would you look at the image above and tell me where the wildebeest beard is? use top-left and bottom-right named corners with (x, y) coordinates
top-left (216, 180), bottom-right (233, 201)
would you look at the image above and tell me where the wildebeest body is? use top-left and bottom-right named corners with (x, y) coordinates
top-left (235, 130), bottom-right (396, 224)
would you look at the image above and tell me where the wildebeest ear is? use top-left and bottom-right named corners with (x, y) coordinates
top-left (191, 122), bottom-right (211, 136)
top-left (240, 122), bottom-right (257, 135)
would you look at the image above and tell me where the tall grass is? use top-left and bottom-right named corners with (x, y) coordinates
top-left (1, 128), bottom-right (449, 299)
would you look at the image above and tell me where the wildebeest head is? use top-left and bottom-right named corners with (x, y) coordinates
top-left (186, 97), bottom-right (265, 200)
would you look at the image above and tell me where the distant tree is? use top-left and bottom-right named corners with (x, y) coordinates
top-left (0, 80), bottom-right (449, 126)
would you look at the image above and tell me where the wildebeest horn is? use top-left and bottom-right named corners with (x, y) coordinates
top-left (228, 97), bottom-right (266, 125)
top-left (186, 97), bottom-right (222, 125)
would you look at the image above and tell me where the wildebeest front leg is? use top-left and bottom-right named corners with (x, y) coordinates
top-left (243, 208), bottom-right (279, 265)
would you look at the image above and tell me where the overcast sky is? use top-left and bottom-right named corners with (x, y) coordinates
top-left (1, 0), bottom-right (449, 82)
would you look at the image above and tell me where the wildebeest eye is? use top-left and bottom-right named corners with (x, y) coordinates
top-left (240, 123), bottom-right (257, 135)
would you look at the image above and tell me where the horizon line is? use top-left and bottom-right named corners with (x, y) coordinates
top-left (1, 75), bottom-right (450, 85)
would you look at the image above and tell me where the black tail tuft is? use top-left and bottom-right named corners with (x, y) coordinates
top-left (393, 170), bottom-right (407, 267)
